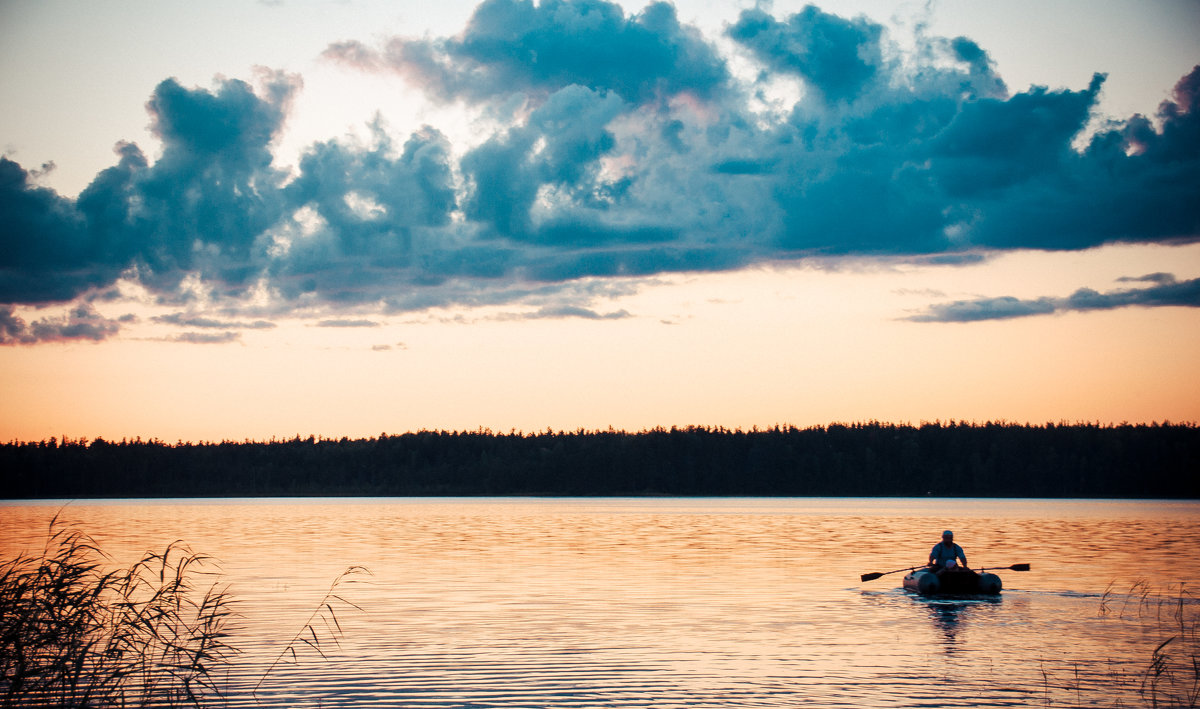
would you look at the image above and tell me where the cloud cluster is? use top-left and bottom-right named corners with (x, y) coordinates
top-left (326, 0), bottom-right (729, 105)
top-left (3, 1), bottom-right (1198, 343)
top-left (910, 274), bottom-right (1200, 323)
top-left (0, 304), bottom-right (124, 345)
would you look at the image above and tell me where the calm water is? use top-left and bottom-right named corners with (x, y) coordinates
top-left (2, 498), bottom-right (1198, 707)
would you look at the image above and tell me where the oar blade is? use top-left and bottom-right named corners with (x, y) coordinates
top-left (860, 572), bottom-right (884, 582)
top-left (1009, 563), bottom-right (1031, 571)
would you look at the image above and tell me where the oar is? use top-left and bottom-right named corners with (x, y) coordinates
top-left (977, 563), bottom-right (1031, 573)
top-left (860, 566), bottom-right (922, 583)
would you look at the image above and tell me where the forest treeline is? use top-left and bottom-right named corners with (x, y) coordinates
top-left (2, 422), bottom-right (1197, 499)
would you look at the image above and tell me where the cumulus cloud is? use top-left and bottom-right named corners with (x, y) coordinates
top-left (325, 0), bottom-right (729, 105)
top-left (728, 5), bottom-right (886, 104)
top-left (0, 304), bottom-right (123, 345)
top-left (2, 1), bottom-right (1199, 343)
top-left (1, 157), bottom-right (109, 303)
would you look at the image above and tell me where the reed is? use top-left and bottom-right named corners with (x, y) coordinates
top-left (252, 565), bottom-right (371, 697)
top-left (2, 517), bottom-right (372, 707)
top-left (0, 516), bottom-right (237, 707)
top-left (1137, 583), bottom-right (1199, 709)
top-left (1039, 582), bottom-right (1199, 707)
top-left (1111, 582), bottom-right (1197, 708)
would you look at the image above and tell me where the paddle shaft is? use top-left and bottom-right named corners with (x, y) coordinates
top-left (860, 566), bottom-right (919, 582)
top-left (861, 562), bottom-right (1028, 582)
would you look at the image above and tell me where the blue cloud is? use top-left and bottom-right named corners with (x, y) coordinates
top-left (285, 123), bottom-right (456, 252)
top-left (910, 275), bottom-right (1200, 322)
top-left (0, 157), bottom-right (107, 302)
top-left (172, 331), bottom-right (241, 344)
top-left (929, 75), bottom-right (1103, 198)
top-left (153, 313), bottom-right (276, 329)
top-left (327, 0), bottom-right (730, 105)
top-left (712, 158), bottom-right (777, 175)
top-left (8, 73), bottom-right (302, 306)
top-left (728, 5), bottom-right (884, 103)
top-left (134, 74), bottom-right (298, 278)
top-left (460, 85), bottom-right (627, 238)
top-left (317, 319), bottom-right (381, 328)
top-left (2, 2), bottom-right (1198, 342)
top-left (0, 304), bottom-right (122, 345)
top-left (519, 305), bottom-right (631, 320)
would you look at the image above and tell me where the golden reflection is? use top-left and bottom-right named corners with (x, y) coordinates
top-left (918, 598), bottom-right (1002, 653)
top-left (1, 498), bottom-right (1198, 708)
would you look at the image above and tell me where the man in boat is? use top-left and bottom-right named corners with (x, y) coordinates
top-left (928, 530), bottom-right (968, 575)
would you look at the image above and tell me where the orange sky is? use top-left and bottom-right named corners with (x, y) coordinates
top-left (4, 246), bottom-right (1197, 443)
top-left (2, 1), bottom-right (1198, 443)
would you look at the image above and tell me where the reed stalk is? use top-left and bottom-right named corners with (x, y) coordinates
top-left (1098, 582), bottom-right (1197, 708)
top-left (1039, 582), bottom-right (1198, 707)
top-left (0, 515), bottom-right (237, 708)
top-left (2, 516), bottom-right (372, 707)
top-left (252, 565), bottom-right (372, 697)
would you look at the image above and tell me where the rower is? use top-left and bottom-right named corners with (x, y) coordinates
top-left (929, 529), bottom-right (968, 575)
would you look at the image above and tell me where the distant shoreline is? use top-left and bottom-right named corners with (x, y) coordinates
top-left (4, 494), bottom-right (1199, 503)
top-left (4, 422), bottom-right (1197, 499)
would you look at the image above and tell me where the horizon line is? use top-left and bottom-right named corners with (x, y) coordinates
top-left (7, 418), bottom-right (1198, 447)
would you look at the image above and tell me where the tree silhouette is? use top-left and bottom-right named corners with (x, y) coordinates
top-left (2, 422), bottom-right (1197, 498)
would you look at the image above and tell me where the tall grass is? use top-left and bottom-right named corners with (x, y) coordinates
top-left (0, 516), bottom-right (236, 707)
top-left (1046, 581), bottom-right (1199, 708)
top-left (1136, 583), bottom-right (1199, 709)
top-left (1095, 581), bottom-right (1198, 707)
top-left (1, 517), bottom-right (368, 708)
top-left (252, 565), bottom-right (371, 698)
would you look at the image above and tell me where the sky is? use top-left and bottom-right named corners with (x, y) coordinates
top-left (1, 0), bottom-right (1198, 443)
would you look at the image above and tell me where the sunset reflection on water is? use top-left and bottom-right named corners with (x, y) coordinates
top-left (3, 497), bottom-right (1197, 707)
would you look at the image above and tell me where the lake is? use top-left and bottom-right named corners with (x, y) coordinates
top-left (2, 497), bottom-right (1198, 707)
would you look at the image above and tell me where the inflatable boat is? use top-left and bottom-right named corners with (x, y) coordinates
top-left (903, 567), bottom-right (1002, 596)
